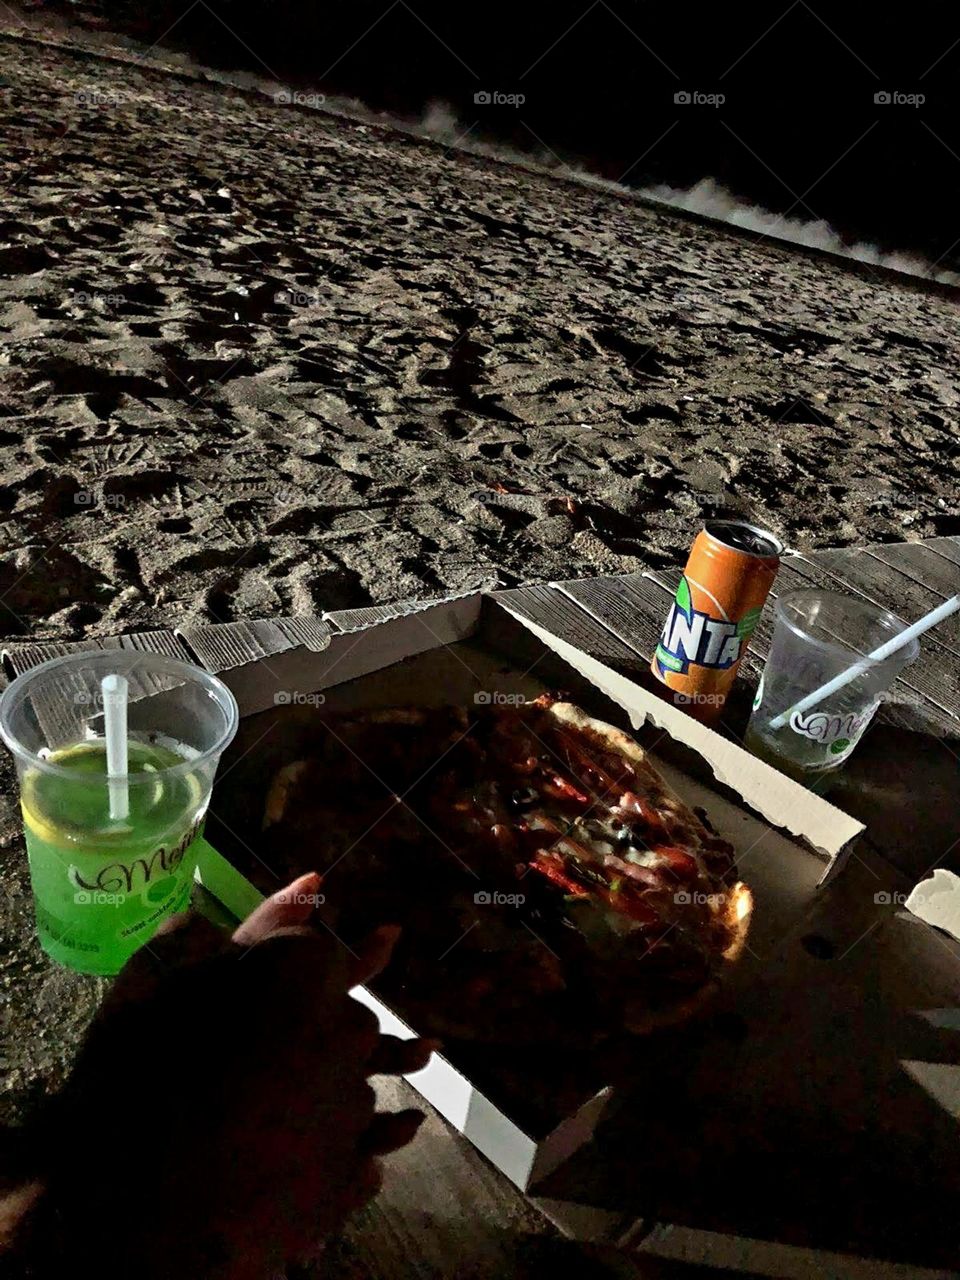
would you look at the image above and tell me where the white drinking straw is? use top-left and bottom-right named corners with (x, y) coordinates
top-left (769, 593), bottom-right (960, 731)
top-left (101, 673), bottom-right (130, 821)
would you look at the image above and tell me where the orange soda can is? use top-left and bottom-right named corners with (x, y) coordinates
top-left (652, 521), bottom-right (782, 718)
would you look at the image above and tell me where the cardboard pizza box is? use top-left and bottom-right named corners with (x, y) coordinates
top-left (7, 589), bottom-right (959, 1271)
top-left (174, 590), bottom-right (870, 1193)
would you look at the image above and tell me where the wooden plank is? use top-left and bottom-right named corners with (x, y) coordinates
top-left (644, 567), bottom-right (681, 597)
top-left (177, 617), bottom-right (331, 674)
top-left (273, 616), bottom-right (331, 650)
top-left (2, 637), bottom-right (114, 681)
top-left (493, 584), bottom-right (647, 674)
top-left (325, 602), bottom-right (448, 634)
top-left (2, 632), bottom-right (186, 680)
top-left (553, 572), bottom-right (668, 661)
top-left (811, 546), bottom-right (960, 657)
top-left (2, 630), bottom-right (194, 680)
top-left (116, 629), bottom-right (195, 660)
top-left (923, 535), bottom-right (960, 568)
top-left (868, 542), bottom-right (960, 603)
top-left (1, 632), bottom-right (209, 749)
top-left (781, 553), bottom-right (960, 730)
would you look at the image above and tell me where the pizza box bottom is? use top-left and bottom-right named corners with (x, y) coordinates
top-left (193, 601), bottom-right (877, 1194)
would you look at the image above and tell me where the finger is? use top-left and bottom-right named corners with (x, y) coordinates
top-left (232, 872), bottom-right (323, 947)
top-left (348, 924), bottom-right (401, 988)
top-left (359, 1109), bottom-right (426, 1156)
top-left (366, 1036), bottom-right (441, 1077)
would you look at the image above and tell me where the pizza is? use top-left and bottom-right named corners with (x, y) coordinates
top-left (258, 695), bottom-right (752, 1043)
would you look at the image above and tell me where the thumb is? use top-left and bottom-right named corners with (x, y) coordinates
top-left (232, 871), bottom-right (323, 946)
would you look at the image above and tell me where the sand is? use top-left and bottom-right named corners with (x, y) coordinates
top-left (2, 27), bottom-right (960, 649)
top-left (1, 23), bottom-right (960, 1130)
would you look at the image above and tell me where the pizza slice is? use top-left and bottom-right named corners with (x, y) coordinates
top-left (255, 696), bottom-right (753, 1041)
top-left (439, 697), bottom-right (753, 1034)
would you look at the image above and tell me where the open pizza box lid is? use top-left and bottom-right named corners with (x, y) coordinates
top-left (157, 588), bottom-right (869, 1194)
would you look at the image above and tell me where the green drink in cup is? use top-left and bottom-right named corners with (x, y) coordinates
top-left (0, 651), bottom-right (238, 975)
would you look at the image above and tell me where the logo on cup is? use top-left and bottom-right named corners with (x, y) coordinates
top-left (789, 703), bottom-right (879, 759)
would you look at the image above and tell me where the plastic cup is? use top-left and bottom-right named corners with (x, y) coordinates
top-left (0, 651), bottom-right (238, 975)
top-left (744, 590), bottom-right (918, 785)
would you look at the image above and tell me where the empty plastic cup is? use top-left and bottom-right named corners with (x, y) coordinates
top-left (0, 651), bottom-right (238, 975)
top-left (744, 590), bottom-right (918, 784)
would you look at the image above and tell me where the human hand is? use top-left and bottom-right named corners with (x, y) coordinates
top-left (27, 872), bottom-right (437, 1279)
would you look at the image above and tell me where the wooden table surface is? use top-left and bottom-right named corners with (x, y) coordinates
top-left (4, 536), bottom-right (960, 1280)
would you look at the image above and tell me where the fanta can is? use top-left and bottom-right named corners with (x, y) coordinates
top-left (652, 521), bottom-right (782, 719)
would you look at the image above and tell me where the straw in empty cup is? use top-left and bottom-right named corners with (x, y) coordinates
top-left (768, 593), bottom-right (960, 730)
top-left (745, 590), bottom-right (922, 784)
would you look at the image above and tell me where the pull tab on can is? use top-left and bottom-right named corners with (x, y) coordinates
top-left (652, 521), bottom-right (782, 720)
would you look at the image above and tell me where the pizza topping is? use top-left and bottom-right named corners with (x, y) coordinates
top-left (508, 786), bottom-right (539, 812)
top-left (530, 849), bottom-right (593, 897)
top-left (543, 773), bottom-right (591, 808)
top-left (616, 789), bottom-right (661, 825)
top-left (651, 845), bottom-right (700, 879)
top-left (622, 845), bottom-right (660, 867)
top-left (602, 851), bottom-right (661, 888)
top-left (551, 838), bottom-right (611, 889)
top-left (554, 728), bottom-right (626, 794)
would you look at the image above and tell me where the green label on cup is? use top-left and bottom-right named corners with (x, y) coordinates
top-left (21, 740), bottom-right (208, 975)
